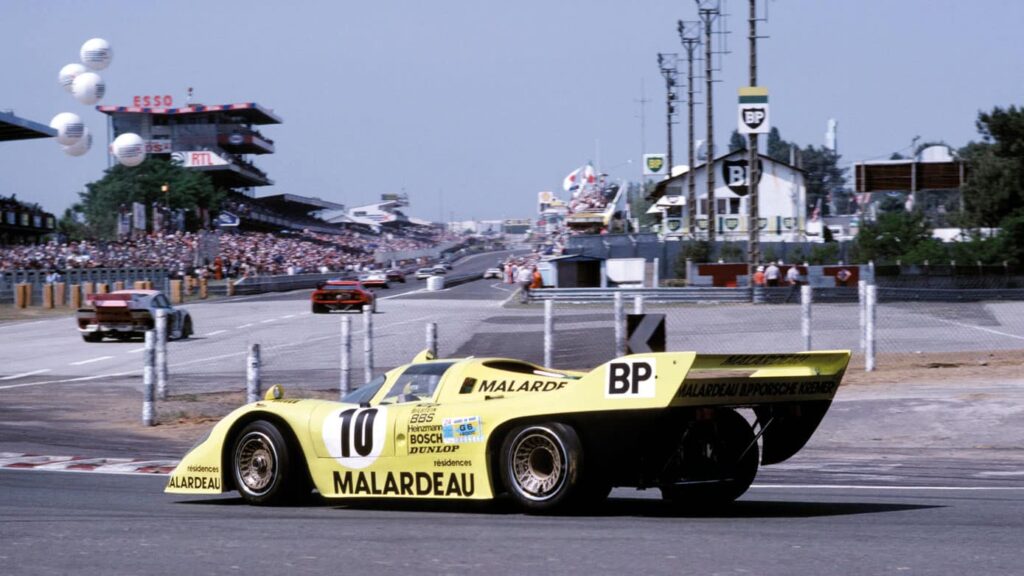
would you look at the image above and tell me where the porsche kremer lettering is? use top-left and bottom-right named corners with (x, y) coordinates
top-left (332, 471), bottom-right (475, 497)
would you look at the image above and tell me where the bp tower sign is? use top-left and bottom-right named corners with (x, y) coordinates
top-left (738, 87), bottom-right (769, 134)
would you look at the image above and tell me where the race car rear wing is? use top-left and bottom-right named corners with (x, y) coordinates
top-left (594, 351), bottom-right (850, 465)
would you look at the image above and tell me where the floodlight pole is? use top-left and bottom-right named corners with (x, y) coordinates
top-left (747, 0), bottom-right (762, 277)
top-left (678, 21), bottom-right (701, 237)
top-left (657, 53), bottom-right (679, 172)
top-left (697, 1), bottom-right (720, 241)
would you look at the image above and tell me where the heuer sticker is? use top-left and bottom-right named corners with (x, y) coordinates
top-left (442, 416), bottom-right (484, 444)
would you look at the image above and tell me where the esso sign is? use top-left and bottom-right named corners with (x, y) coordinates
top-left (133, 95), bottom-right (173, 107)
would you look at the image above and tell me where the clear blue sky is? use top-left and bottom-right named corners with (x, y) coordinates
top-left (2, 0), bottom-right (1022, 222)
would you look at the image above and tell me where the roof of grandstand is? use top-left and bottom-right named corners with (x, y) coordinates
top-left (258, 194), bottom-right (346, 213)
top-left (0, 110), bottom-right (56, 142)
top-left (96, 102), bottom-right (282, 124)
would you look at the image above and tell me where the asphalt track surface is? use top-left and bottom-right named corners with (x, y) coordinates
top-left (1, 250), bottom-right (1023, 575)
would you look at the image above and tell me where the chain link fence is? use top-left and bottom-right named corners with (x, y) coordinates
top-left (149, 288), bottom-right (1024, 407)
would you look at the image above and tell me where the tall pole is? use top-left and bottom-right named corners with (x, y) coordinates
top-left (747, 0), bottom-right (762, 276)
top-left (678, 21), bottom-right (701, 238)
top-left (697, 1), bottom-right (720, 242)
top-left (657, 53), bottom-right (679, 173)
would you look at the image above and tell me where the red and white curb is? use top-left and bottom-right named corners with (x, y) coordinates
top-left (0, 452), bottom-right (177, 475)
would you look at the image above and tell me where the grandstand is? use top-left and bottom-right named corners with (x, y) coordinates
top-left (1, 111), bottom-right (57, 245)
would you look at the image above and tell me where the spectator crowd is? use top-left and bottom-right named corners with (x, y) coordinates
top-left (0, 225), bottom-right (460, 279)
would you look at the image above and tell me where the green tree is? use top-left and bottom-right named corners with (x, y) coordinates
top-left (960, 106), bottom-right (1024, 227)
top-left (766, 127), bottom-right (794, 163)
top-left (728, 130), bottom-right (746, 153)
top-left (853, 211), bottom-right (939, 264)
top-left (77, 158), bottom-right (220, 239)
top-left (800, 145), bottom-right (847, 218)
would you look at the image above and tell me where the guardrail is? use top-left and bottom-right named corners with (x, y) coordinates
top-left (528, 286), bottom-right (753, 303)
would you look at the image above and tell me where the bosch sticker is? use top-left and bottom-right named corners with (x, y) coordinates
top-left (442, 416), bottom-right (484, 444)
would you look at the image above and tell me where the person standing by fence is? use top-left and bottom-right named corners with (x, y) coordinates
top-left (517, 265), bottom-right (533, 303)
top-left (765, 261), bottom-right (781, 287)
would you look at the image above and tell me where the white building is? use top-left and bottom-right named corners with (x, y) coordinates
top-left (648, 150), bottom-right (807, 242)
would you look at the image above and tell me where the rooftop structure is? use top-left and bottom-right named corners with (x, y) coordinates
top-left (0, 110), bottom-right (56, 142)
top-left (97, 101), bottom-right (280, 190)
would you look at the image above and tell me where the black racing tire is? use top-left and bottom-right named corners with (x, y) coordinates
top-left (660, 409), bottom-right (759, 506)
top-left (180, 316), bottom-right (192, 340)
top-left (82, 332), bottom-right (103, 343)
top-left (500, 422), bottom-right (582, 513)
top-left (231, 420), bottom-right (307, 505)
top-left (311, 303), bottom-right (326, 314)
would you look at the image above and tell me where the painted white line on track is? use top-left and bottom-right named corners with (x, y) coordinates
top-left (282, 314), bottom-right (296, 319)
top-left (128, 347), bottom-right (146, 353)
top-left (204, 330), bottom-right (227, 337)
top-left (750, 484), bottom-right (1024, 491)
top-left (236, 323), bottom-right (253, 329)
top-left (69, 356), bottom-right (114, 366)
top-left (0, 369), bottom-right (51, 381)
top-left (932, 317), bottom-right (1024, 341)
top-left (260, 319), bottom-right (275, 324)
top-left (0, 313), bottom-right (438, 391)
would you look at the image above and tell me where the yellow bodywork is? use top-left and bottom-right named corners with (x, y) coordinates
top-left (166, 350), bottom-right (850, 500)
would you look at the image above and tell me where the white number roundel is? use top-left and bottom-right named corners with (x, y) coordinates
top-left (322, 407), bottom-right (388, 469)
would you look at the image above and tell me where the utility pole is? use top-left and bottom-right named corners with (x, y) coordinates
top-left (636, 79), bottom-right (649, 187)
top-left (696, 0), bottom-right (721, 242)
top-left (657, 53), bottom-right (679, 173)
top-left (678, 20), bottom-right (701, 237)
top-left (747, 0), bottom-right (762, 276)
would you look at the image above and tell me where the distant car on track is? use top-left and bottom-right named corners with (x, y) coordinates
top-left (482, 267), bottom-right (502, 279)
top-left (384, 269), bottom-right (407, 284)
top-left (311, 280), bottom-right (376, 313)
top-left (415, 267), bottom-right (447, 280)
top-left (358, 271), bottom-right (389, 289)
top-left (76, 290), bottom-right (192, 343)
top-left (166, 348), bottom-right (850, 512)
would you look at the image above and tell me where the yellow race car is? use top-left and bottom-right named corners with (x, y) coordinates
top-left (166, 349), bottom-right (850, 512)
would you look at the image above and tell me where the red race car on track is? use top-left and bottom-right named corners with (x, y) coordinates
top-left (311, 280), bottom-right (376, 314)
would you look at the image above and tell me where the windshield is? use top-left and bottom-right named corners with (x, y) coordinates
top-left (340, 374), bottom-right (387, 404)
top-left (380, 362), bottom-right (456, 404)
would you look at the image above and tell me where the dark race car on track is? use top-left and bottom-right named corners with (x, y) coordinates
top-left (311, 280), bottom-right (376, 313)
top-left (166, 348), bottom-right (850, 513)
top-left (384, 269), bottom-right (407, 284)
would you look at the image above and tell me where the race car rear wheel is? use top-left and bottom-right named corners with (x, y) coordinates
top-left (660, 408), bottom-right (759, 506)
top-left (232, 420), bottom-right (304, 505)
top-left (500, 422), bottom-right (582, 512)
top-left (82, 332), bottom-right (103, 343)
top-left (311, 303), bottom-right (326, 314)
top-left (180, 316), bottom-right (192, 339)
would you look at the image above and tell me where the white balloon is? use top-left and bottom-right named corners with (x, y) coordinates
top-left (49, 112), bottom-right (85, 146)
top-left (80, 38), bottom-right (113, 71)
top-left (58, 63), bottom-right (87, 92)
top-left (71, 72), bottom-right (106, 105)
top-left (63, 128), bottom-right (93, 157)
top-left (112, 132), bottom-right (146, 167)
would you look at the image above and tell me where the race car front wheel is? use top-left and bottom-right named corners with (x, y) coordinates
top-left (232, 420), bottom-right (306, 505)
top-left (500, 422), bottom-right (582, 512)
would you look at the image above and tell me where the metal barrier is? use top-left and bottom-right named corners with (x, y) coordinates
top-left (0, 268), bottom-right (169, 304)
top-left (529, 286), bottom-right (753, 304)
